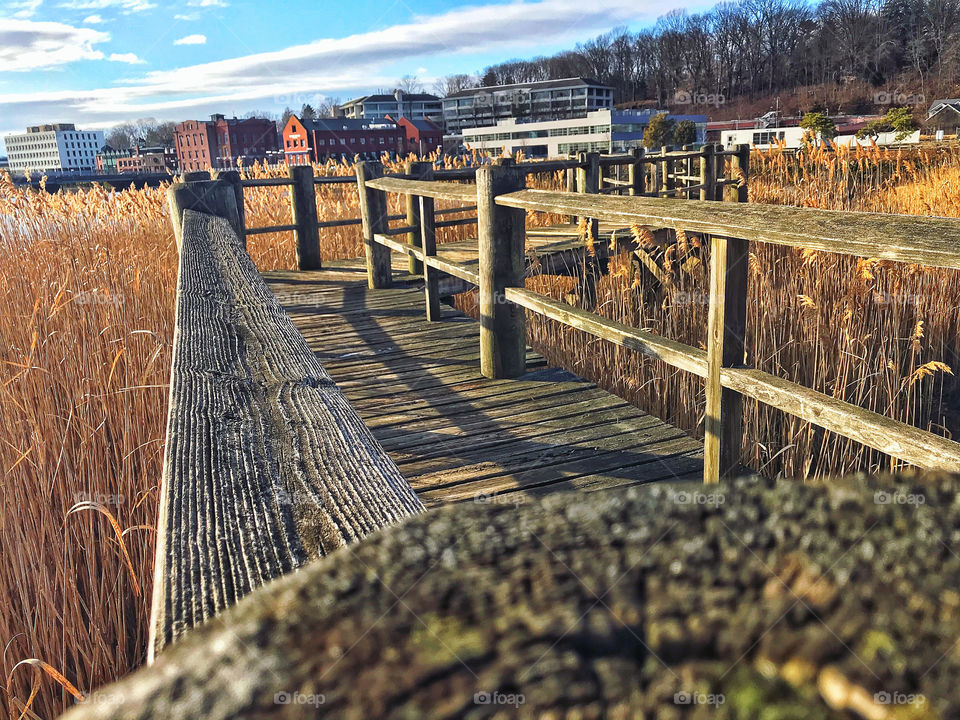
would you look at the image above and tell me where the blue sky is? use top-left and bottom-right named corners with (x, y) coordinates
top-left (0, 0), bottom-right (707, 152)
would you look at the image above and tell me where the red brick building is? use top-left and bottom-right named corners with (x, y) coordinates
top-left (390, 116), bottom-right (443, 155)
top-left (281, 115), bottom-right (405, 164)
top-left (175, 114), bottom-right (279, 171)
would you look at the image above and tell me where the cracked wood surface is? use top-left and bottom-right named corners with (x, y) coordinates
top-left (149, 210), bottom-right (422, 657)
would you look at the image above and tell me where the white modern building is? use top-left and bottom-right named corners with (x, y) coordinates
top-left (460, 109), bottom-right (707, 159)
top-left (4, 124), bottom-right (105, 173)
top-left (339, 90), bottom-right (442, 124)
top-left (720, 126), bottom-right (920, 149)
top-left (443, 78), bottom-right (614, 135)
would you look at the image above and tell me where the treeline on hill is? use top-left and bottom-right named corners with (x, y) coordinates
top-left (438, 0), bottom-right (960, 113)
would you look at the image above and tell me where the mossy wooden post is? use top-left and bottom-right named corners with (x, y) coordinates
top-left (628, 147), bottom-right (645, 196)
top-left (405, 161), bottom-right (432, 274)
top-left (288, 164), bottom-right (321, 270)
top-left (699, 144), bottom-right (716, 201)
top-left (682, 144), bottom-right (693, 196)
top-left (705, 143), bottom-right (749, 483)
top-left (356, 161), bottom-right (392, 289)
top-left (477, 159), bottom-right (526, 379)
top-left (212, 170), bottom-right (245, 247)
top-left (420, 194), bottom-right (440, 321)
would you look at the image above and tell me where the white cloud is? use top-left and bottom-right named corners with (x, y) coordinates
top-left (0, 19), bottom-right (108, 72)
top-left (59, 0), bottom-right (156, 13)
top-left (0, 0), bottom-right (684, 129)
top-left (82, 14), bottom-right (104, 22)
top-left (11, 0), bottom-right (43, 19)
top-left (173, 34), bottom-right (207, 45)
top-left (174, 13), bottom-right (198, 20)
top-left (109, 52), bottom-right (145, 64)
top-left (187, 0), bottom-right (227, 6)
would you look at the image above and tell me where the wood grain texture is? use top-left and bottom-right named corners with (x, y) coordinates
top-left (149, 210), bottom-right (422, 659)
top-left (496, 189), bottom-right (960, 269)
top-left (366, 176), bottom-right (477, 202)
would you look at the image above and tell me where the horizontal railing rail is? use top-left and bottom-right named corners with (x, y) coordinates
top-left (155, 181), bottom-right (424, 659)
top-left (352, 147), bottom-right (960, 483)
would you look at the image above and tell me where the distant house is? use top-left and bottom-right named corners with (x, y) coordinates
top-left (387, 116), bottom-right (443, 156)
top-left (281, 115), bottom-right (405, 164)
top-left (925, 99), bottom-right (960, 135)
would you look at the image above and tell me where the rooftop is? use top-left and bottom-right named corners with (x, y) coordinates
top-left (445, 77), bottom-right (611, 100)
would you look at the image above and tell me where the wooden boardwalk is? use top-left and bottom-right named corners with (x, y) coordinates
top-left (264, 266), bottom-right (704, 508)
top-left (326, 221), bottom-right (635, 285)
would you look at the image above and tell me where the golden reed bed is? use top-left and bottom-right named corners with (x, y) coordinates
top-left (1, 144), bottom-right (958, 717)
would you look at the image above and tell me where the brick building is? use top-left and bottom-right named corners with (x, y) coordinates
top-left (175, 114), bottom-right (279, 171)
top-left (389, 116), bottom-right (443, 155)
top-left (281, 115), bottom-right (405, 164)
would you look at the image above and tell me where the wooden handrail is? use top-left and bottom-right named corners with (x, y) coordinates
top-left (366, 176), bottom-right (477, 201)
top-left (495, 189), bottom-right (960, 270)
top-left (155, 195), bottom-right (423, 658)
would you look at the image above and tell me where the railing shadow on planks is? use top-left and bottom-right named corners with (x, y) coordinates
top-left (174, 145), bottom-right (960, 487)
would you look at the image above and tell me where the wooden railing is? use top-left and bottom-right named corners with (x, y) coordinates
top-left (181, 148), bottom-right (735, 273)
top-left (353, 147), bottom-right (960, 483)
top-left (155, 180), bottom-right (424, 657)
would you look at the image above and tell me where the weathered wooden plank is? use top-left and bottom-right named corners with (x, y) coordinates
top-left (151, 209), bottom-right (422, 659)
top-left (497, 189), bottom-right (960, 270)
top-left (366, 176), bottom-right (477, 202)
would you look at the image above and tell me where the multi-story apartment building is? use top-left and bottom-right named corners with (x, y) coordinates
top-left (339, 90), bottom-right (442, 124)
top-left (442, 78), bottom-right (614, 135)
top-left (174, 114), bottom-right (279, 171)
top-left (281, 115), bottom-right (405, 164)
top-left (4, 124), bottom-right (105, 173)
top-left (459, 109), bottom-right (707, 159)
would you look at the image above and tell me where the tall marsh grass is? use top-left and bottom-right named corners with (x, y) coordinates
top-left (2, 146), bottom-right (959, 717)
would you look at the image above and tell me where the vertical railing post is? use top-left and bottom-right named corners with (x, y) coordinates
top-left (212, 170), bottom-right (245, 243)
top-left (661, 146), bottom-right (674, 197)
top-left (167, 177), bottom-right (241, 251)
top-left (699, 144), bottom-right (716, 202)
top-left (477, 159), bottom-right (526, 379)
top-left (420, 194), bottom-right (440, 321)
top-left (288, 164), bottom-right (321, 270)
top-left (565, 164), bottom-right (577, 223)
top-left (356, 161), bottom-right (392, 289)
top-left (628, 148), bottom-right (645, 196)
top-left (404, 160), bottom-right (432, 275)
top-left (576, 151), bottom-right (600, 238)
top-left (725, 143), bottom-right (749, 203)
top-left (704, 143), bottom-right (749, 483)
